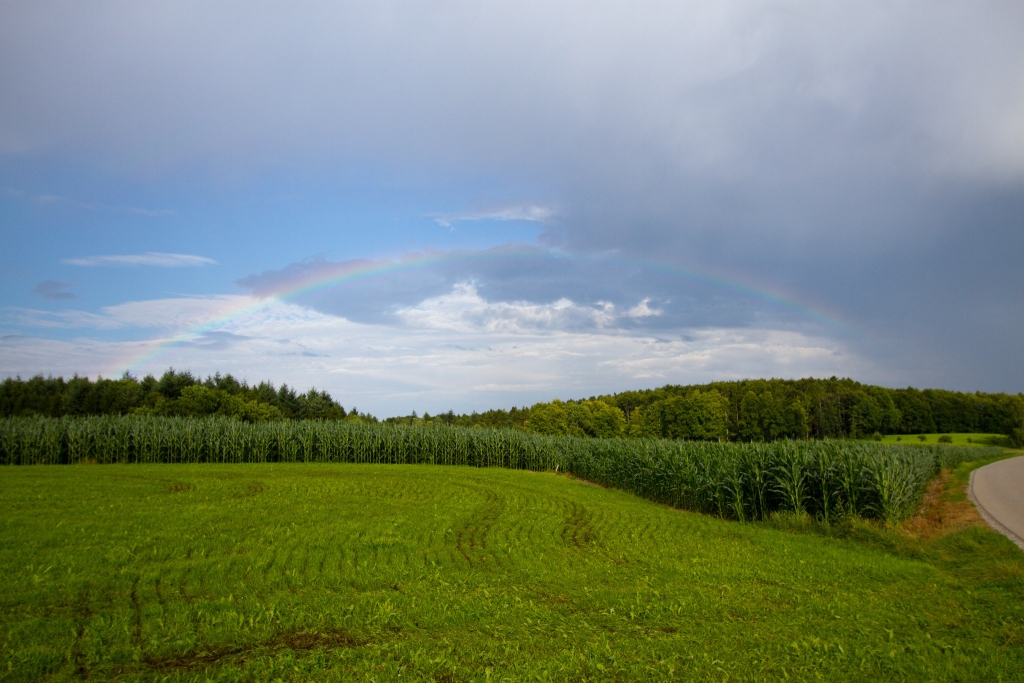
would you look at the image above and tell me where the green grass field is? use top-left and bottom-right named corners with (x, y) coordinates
top-left (877, 433), bottom-right (1014, 448)
top-left (2, 463), bottom-right (1023, 682)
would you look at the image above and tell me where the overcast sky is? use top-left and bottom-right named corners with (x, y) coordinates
top-left (1, 1), bottom-right (1022, 416)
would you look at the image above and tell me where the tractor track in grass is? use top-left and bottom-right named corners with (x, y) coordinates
top-left (130, 577), bottom-right (143, 649)
top-left (69, 586), bottom-right (92, 680)
top-left (141, 628), bottom-right (368, 673)
top-left (454, 487), bottom-right (505, 571)
top-left (3, 462), bottom-right (1022, 681)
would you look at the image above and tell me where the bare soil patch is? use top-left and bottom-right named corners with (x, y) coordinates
top-left (900, 468), bottom-right (982, 539)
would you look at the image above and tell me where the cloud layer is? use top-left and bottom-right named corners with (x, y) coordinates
top-left (233, 245), bottom-right (841, 334)
top-left (0, 291), bottom-right (872, 415)
top-left (1, 1), bottom-right (1022, 398)
top-left (62, 253), bottom-right (217, 267)
top-left (4, 2), bottom-right (1022, 181)
top-left (434, 205), bottom-right (555, 228)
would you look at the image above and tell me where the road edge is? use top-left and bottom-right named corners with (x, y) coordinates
top-left (968, 466), bottom-right (1024, 551)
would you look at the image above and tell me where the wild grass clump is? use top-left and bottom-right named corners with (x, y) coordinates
top-left (0, 415), bottom-right (995, 524)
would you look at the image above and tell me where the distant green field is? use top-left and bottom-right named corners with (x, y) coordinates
top-left (877, 433), bottom-right (1014, 448)
top-left (2, 464), bottom-right (1023, 682)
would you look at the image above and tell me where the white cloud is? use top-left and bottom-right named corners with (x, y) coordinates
top-left (1, 185), bottom-right (175, 215)
top-left (4, 295), bottom-right (250, 330)
top-left (395, 283), bottom-right (663, 332)
top-left (118, 206), bottom-right (175, 217)
top-left (434, 205), bottom-right (555, 228)
top-left (627, 298), bottom-right (662, 318)
top-left (0, 290), bottom-right (878, 415)
top-left (62, 252), bottom-right (216, 267)
top-left (395, 282), bottom-right (616, 332)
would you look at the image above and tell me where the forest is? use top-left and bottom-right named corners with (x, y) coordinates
top-left (387, 377), bottom-right (1024, 445)
top-left (3, 371), bottom-right (1022, 445)
top-left (0, 370), bottom-right (373, 423)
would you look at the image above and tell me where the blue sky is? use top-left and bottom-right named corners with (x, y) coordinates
top-left (2, 1), bottom-right (1022, 416)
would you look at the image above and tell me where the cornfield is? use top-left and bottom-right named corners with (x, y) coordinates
top-left (0, 415), bottom-right (996, 524)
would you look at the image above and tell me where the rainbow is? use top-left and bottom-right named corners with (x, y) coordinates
top-left (111, 244), bottom-right (849, 376)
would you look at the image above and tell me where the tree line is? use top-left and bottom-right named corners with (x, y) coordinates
top-left (0, 370), bottom-right (377, 423)
top-left (386, 377), bottom-right (1024, 445)
top-left (4, 372), bottom-right (1021, 445)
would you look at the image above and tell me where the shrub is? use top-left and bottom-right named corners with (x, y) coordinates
top-left (917, 434), bottom-right (927, 442)
top-left (872, 432), bottom-right (882, 441)
top-left (937, 434), bottom-right (953, 444)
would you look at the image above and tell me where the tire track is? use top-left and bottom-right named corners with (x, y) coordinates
top-left (70, 585), bottom-right (92, 680)
top-left (130, 577), bottom-right (143, 649)
top-left (453, 486), bottom-right (506, 571)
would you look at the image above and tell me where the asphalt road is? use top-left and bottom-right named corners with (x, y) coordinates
top-left (969, 455), bottom-right (1024, 550)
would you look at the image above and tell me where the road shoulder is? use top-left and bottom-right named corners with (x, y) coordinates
top-left (968, 455), bottom-right (1024, 551)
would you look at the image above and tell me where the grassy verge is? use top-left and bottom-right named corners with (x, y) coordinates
top-left (761, 451), bottom-right (1024, 673)
top-left (2, 462), bottom-right (1023, 682)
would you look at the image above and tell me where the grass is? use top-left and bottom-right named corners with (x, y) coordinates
top-left (2, 461), bottom-right (1023, 682)
top-left (877, 433), bottom-right (1015, 448)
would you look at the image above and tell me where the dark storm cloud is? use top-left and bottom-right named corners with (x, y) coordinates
top-left (2, 1), bottom-right (1023, 389)
top-left (5, 2), bottom-right (1021, 181)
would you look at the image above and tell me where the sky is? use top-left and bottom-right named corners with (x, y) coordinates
top-left (1, 1), bottom-right (1022, 416)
